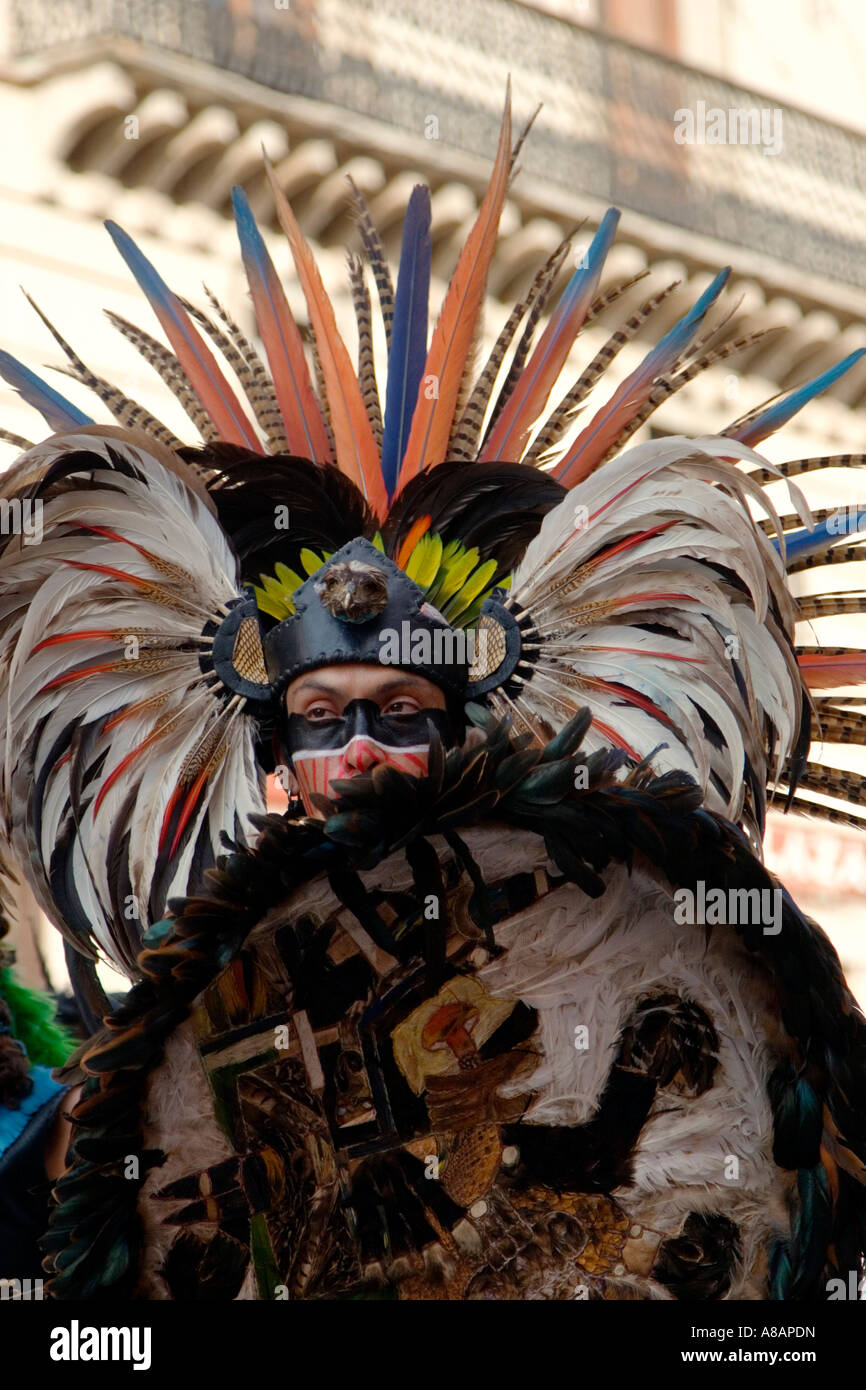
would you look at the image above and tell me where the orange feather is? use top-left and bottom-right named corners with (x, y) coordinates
top-left (397, 514), bottom-right (432, 569)
top-left (798, 653), bottom-right (866, 688)
top-left (393, 85), bottom-right (513, 494)
top-left (265, 158), bottom-right (388, 519)
top-left (105, 221), bottom-right (261, 451)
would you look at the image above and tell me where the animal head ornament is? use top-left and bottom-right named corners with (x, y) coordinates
top-left (0, 85), bottom-right (864, 983)
top-left (262, 537), bottom-right (483, 700)
top-left (315, 560), bottom-right (389, 623)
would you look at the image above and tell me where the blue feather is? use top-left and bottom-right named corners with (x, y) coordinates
top-left (636, 266), bottom-right (730, 379)
top-left (789, 1165), bottom-right (832, 1298)
top-left (774, 509), bottom-right (866, 564)
top-left (732, 349), bottom-right (866, 448)
top-left (546, 209), bottom-right (621, 332)
top-left (104, 220), bottom-right (259, 449)
top-left (381, 186), bottom-right (431, 499)
top-left (104, 220), bottom-right (186, 328)
top-left (769, 1236), bottom-right (792, 1299)
top-left (555, 261), bottom-right (728, 483)
top-left (0, 351), bottom-right (92, 432)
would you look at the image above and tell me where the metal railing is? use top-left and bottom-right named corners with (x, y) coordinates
top-left (8, 0), bottom-right (866, 291)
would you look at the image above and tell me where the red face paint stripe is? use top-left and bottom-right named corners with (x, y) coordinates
top-left (398, 751), bottom-right (428, 772)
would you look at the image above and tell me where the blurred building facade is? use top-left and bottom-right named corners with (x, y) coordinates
top-left (1, 0), bottom-right (865, 999)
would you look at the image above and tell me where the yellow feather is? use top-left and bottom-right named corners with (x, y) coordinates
top-left (300, 547), bottom-right (324, 576)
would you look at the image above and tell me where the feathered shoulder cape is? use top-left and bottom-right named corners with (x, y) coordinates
top-left (44, 711), bottom-right (866, 1301)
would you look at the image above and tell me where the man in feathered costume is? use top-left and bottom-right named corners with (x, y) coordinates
top-left (1, 89), bottom-right (866, 1301)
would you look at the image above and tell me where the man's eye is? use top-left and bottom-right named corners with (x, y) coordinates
top-left (384, 698), bottom-right (420, 716)
top-left (306, 705), bottom-right (339, 721)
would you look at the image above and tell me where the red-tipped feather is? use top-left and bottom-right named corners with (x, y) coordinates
top-left (584, 520), bottom-right (677, 569)
top-left (600, 590), bottom-right (695, 607)
top-left (581, 676), bottom-right (673, 726)
top-left (158, 784), bottom-right (186, 853)
top-left (71, 523), bottom-right (165, 563)
top-left (590, 717), bottom-right (639, 761)
top-left (105, 221), bottom-right (262, 451)
top-left (582, 644), bottom-right (705, 665)
top-left (168, 766), bottom-right (211, 857)
top-left (394, 86), bottom-right (513, 492)
top-left (40, 662), bottom-right (120, 692)
top-left (60, 558), bottom-right (152, 588)
top-left (93, 729), bottom-right (168, 817)
top-left (265, 160), bottom-right (387, 517)
top-left (32, 629), bottom-right (115, 652)
top-left (104, 694), bottom-right (169, 734)
top-left (798, 653), bottom-right (866, 688)
top-left (529, 472), bottom-right (653, 583)
top-left (481, 207), bottom-right (620, 463)
top-left (232, 187), bottom-right (333, 462)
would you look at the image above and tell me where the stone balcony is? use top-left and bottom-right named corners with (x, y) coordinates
top-left (5, 0), bottom-right (866, 296)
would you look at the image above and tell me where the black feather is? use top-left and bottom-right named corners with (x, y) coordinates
top-left (184, 445), bottom-right (374, 583)
top-left (384, 460), bottom-right (565, 573)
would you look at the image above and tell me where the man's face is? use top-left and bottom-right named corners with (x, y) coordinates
top-left (284, 664), bottom-right (449, 816)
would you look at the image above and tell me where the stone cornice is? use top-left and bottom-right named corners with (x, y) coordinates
top-left (3, 16), bottom-right (866, 441)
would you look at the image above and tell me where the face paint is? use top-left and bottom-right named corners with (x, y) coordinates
top-left (291, 737), bottom-right (431, 809)
top-left (285, 701), bottom-right (453, 814)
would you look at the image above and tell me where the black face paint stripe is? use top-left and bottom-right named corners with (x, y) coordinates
top-left (286, 701), bottom-right (453, 753)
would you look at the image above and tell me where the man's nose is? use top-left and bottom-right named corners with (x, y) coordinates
top-left (343, 736), bottom-right (388, 773)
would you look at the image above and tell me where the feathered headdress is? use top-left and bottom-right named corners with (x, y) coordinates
top-left (1, 86), bottom-right (864, 992)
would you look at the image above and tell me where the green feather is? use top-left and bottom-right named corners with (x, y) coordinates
top-left (416, 533), bottom-right (444, 588)
top-left (443, 557), bottom-right (498, 621)
top-left (274, 562), bottom-right (304, 592)
top-left (438, 548), bottom-right (480, 608)
top-left (0, 966), bottom-right (76, 1065)
top-left (253, 585), bottom-right (290, 620)
top-left (299, 547), bottom-right (325, 576)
